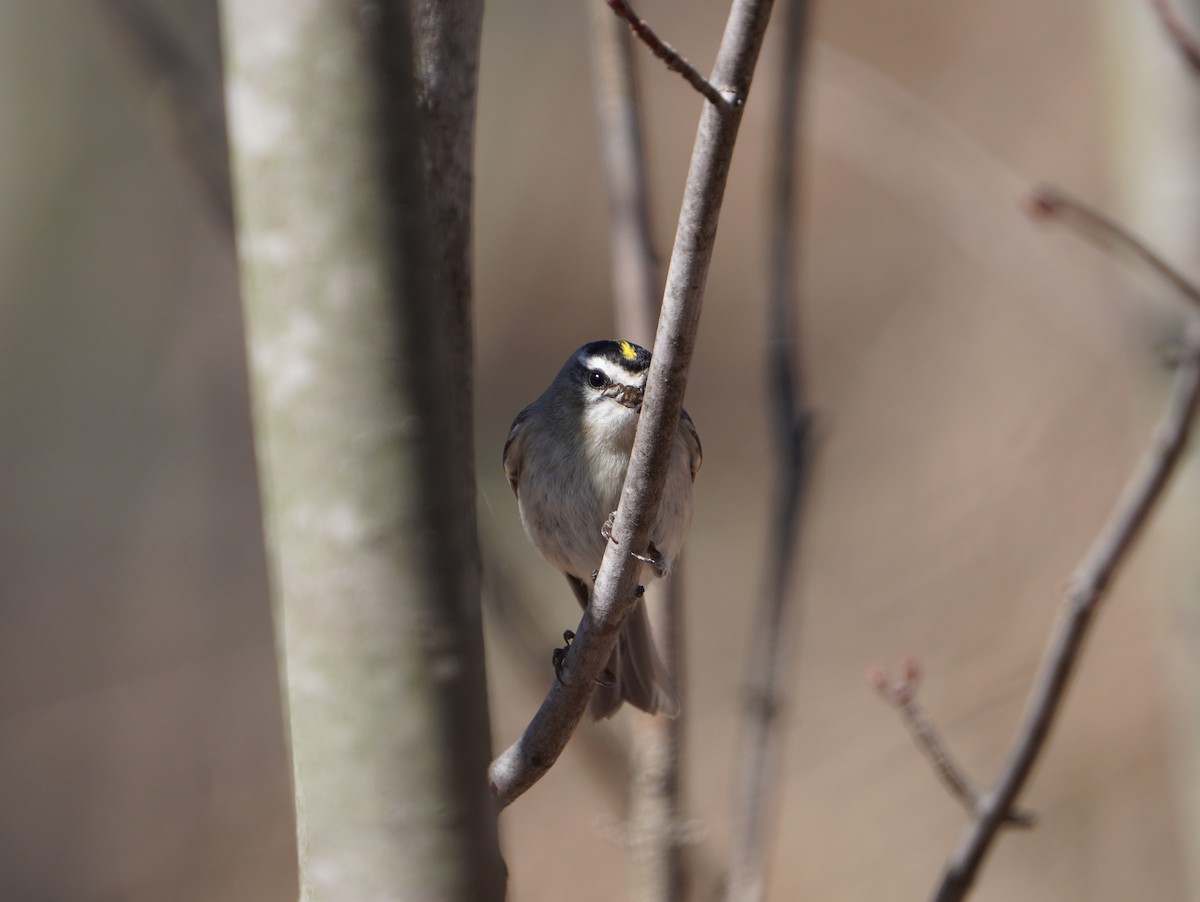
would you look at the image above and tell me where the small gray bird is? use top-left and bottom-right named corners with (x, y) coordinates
top-left (503, 339), bottom-right (702, 719)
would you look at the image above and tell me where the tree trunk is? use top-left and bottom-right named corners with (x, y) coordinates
top-left (220, 1), bottom-right (504, 898)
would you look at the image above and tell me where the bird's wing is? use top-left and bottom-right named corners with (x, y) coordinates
top-left (680, 408), bottom-right (703, 481)
top-left (502, 406), bottom-right (531, 497)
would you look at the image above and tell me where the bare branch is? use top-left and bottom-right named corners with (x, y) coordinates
top-left (629, 574), bottom-right (690, 901)
top-left (723, 1), bottom-right (813, 900)
top-left (489, 0), bottom-right (777, 809)
top-left (589, 2), bottom-right (661, 348)
top-left (479, 527), bottom-right (633, 800)
top-left (931, 302), bottom-right (1200, 898)
top-left (870, 660), bottom-right (1035, 829)
top-left (1030, 185), bottom-right (1200, 308)
top-left (1148, 0), bottom-right (1200, 76)
top-left (606, 0), bottom-right (733, 109)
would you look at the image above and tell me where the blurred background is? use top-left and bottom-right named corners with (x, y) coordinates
top-left (3, 0), bottom-right (1200, 899)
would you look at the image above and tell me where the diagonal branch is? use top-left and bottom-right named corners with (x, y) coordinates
top-left (935, 333), bottom-right (1200, 900)
top-left (489, 0), bottom-right (777, 809)
top-left (606, 0), bottom-right (733, 109)
top-left (1148, 0), bottom-right (1200, 76)
top-left (930, 192), bottom-right (1200, 901)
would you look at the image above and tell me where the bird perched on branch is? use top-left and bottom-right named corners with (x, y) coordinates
top-left (503, 339), bottom-right (701, 718)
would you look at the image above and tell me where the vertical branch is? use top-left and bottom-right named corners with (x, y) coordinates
top-left (589, 2), bottom-right (661, 346)
top-left (628, 571), bottom-right (689, 901)
top-left (220, 0), bottom-right (503, 898)
top-left (410, 0), bottom-right (486, 459)
top-left (588, 5), bottom-right (689, 900)
top-left (407, 0), bottom-right (501, 882)
top-left (724, 1), bottom-right (814, 900)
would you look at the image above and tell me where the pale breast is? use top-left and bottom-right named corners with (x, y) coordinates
top-left (517, 416), bottom-right (695, 586)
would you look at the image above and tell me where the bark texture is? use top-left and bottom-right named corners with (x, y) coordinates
top-left (221, 1), bottom-right (503, 898)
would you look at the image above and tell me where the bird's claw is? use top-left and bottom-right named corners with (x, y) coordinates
top-left (552, 629), bottom-right (575, 685)
top-left (552, 628), bottom-right (621, 690)
top-left (600, 511), bottom-right (617, 543)
top-left (602, 514), bottom-right (666, 578)
top-left (630, 542), bottom-right (667, 578)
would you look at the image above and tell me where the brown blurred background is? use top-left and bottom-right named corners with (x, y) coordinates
top-left (3, 0), bottom-right (1199, 899)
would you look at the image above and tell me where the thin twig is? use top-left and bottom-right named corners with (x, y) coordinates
top-left (931, 199), bottom-right (1200, 899)
top-left (629, 573), bottom-right (690, 901)
top-left (489, 0), bottom-right (777, 810)
top-left (607, 0), bottom-right (734, 109)
top-left (1148, 0), bottom-right (1200, 75)
top-left (723, 1), bottom-right (813, 900)
top-left (934, 333), bottom-right (1200, 899)
top-left (869, 659), bottom-right (1035, 829)
top-left (1030, 185), bottom-right (1200, 309)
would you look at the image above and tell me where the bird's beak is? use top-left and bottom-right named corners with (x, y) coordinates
top-left (605, 383), bottom-right (643, 410)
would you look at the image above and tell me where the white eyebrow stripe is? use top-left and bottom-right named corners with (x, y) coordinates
top-left (581, 355), bottom-right (643, 386)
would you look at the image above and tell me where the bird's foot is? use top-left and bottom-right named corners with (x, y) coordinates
top-left (600, 510), bottom-right (617, 543)
top-left (551, 628), bottom-right (619, 689)
top-left (630, 541), bottom-right (667, 578)
top-left (602, 513), bottom-right (667, 578)
top-left (552, 629), bottom-right (574, 685)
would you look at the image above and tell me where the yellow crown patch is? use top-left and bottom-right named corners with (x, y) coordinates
top-left (618, 340), bottom-right (637, 360)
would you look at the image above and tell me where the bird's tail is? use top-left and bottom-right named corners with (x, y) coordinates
top-left (589, 599), bottom-right (681, 720)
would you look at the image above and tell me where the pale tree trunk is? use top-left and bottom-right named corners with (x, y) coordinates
top-left (220, 1), bottom-right (504, 899)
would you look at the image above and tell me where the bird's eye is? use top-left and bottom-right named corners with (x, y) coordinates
top-left (588, 370), bottom-right (607, 389)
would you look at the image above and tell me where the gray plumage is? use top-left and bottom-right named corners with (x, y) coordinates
top-left (503, 340), bottom-right (701, 719)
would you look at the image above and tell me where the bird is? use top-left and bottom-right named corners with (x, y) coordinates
top-left (502, 339), bottom-right (701, 718)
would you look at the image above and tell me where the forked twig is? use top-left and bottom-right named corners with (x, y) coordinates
top-left (1030, 185), bottom-right (1200, 309)
top-left (606, 0), bottom-right (734, 109)
top-left (930, 190), bottom-right (1200, 901)
top-left (870, 659), bottom-right (1035, 829)
top-left (1148, 0), bottom-right (1200, 75)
